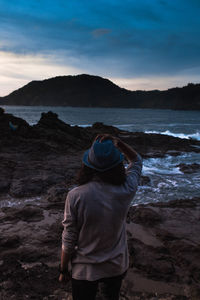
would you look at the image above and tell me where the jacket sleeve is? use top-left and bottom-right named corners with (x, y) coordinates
top-left (125, 154), bottom-right (143, 193)
top-left (62, 191), bottom-right (79, 254)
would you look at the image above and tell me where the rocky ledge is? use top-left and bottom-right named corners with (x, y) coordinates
top-left (0, 109), bottom-right (199, 199)
top-left (1, 197), bottom-right (200, 300)
top-left (0, 109), bottom-right (200, 299)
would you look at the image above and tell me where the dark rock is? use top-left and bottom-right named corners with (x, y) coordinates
top-left (128, 239), bottom-right (175, 281)
top-left (1, 205), bottom-right (44, 222)
top-left (0, 107), bottom-right (5, 114)
top-left (150, 198), bottom-right (200, 208)
top-left (0, 235), bottom-right (21, 249)
top-left (127, 206), bottom-right (162, 226)
top-left (1, 110), bottom-right (200, 299)
top-left (92, 122), bottom-right (120, 134)
top-left (156, 228), bottom-right (180, 242)
top-left (0, 111), bottom-right (30, 139)
top-left (177, 163), bottom-right (200, 173)
top-left (140, 175), bottom-right (151, 185)
top-left (10, 176), bottom-right (44, 197)
top-left (0, 158), bottom-right (16, 193)
top-left (0, 110), bottom-right (199, 200)
top-left (45, 184), bottom-right (68, 203)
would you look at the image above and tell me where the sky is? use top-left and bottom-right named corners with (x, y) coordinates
top-left (0, 0), bottom-right (200, 96)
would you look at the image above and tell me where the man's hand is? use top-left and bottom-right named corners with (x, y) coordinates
top-left (94, 133), bottom-right (138, 162)
top-left (59, 272), bottom-right (71, 283)
top-left (95, 134), bottom-right (120, 147)
top-left (59, 249), bottom-right (72, 283)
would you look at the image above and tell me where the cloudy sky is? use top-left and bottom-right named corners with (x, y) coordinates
top-left (0, 0), bottom-right (200, 96)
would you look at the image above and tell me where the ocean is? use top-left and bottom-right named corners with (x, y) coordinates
top-left (1, 106), bottom-right (200, 205)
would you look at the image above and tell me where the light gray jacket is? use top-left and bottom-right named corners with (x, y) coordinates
top-left (62, 154), bottom-right (142, 281)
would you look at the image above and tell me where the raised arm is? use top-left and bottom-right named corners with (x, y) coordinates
top-left (96, 134), bottom-right (142, 189)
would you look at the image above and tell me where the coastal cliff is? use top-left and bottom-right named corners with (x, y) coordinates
top-left (0, 109), bottom-right (200, 299)
top-left (0, 74), bottom-right (200, 110)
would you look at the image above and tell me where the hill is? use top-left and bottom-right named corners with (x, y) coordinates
top-left (0, 74), bottom-right (200, 110)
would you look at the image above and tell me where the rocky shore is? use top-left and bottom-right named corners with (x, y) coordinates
top-left (0, 108), bottom-right (200, 299)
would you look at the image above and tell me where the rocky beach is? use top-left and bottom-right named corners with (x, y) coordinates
top-left (0, 108), bottom-right (200, 300)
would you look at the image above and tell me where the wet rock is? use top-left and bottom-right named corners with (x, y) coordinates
top-left (10, 164), bottom-right (66, 198)
top-left (0, 111), bottom-right (200, 200)
top-left (0, 107), bottom-right (5, 114)
top-left (128, 239), bottom-right (175, 281)
top-left (0, 112), bottom-right (200, 299)
top-left (10, 177), bottom-right (44, 197)
top-left (1, 280), bottom-right (13, 290)
top-left (1, 205), bottom-right (44, 222)
top-left (156, 229), bottom-right (180, 242)
top-left (140, 175), bottom-right (151, 185)
top-left (184, 284), bottom-right (200, 300)
top-left (35, 111), bottom-right (91, 150)
top-left (127, 206), bottom-right (162, 226)
top-left (92, 122), bottom-right (120, 134)
top-left (0, 235), bottom-right (21, 249)
top-left (45, 185), bottom-right (68, 203)
top-left (0, 111), bottom-right (30, 139)
top-left (151, 198), bottom-right (200, 208)
top-left (177, 163), bottom-right (200, 174)
top-left (0, 158), bottom-right (16, 193)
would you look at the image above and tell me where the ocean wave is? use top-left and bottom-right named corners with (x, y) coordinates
top-left (145, 130), bottom-right (200, 141)
top-left (143, 164), bottom-right (182, 175)
top-left (73, 124), bottom-right (91, 128)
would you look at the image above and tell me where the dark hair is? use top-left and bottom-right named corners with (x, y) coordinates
top-left (76, 162), bottom-right (126, 186)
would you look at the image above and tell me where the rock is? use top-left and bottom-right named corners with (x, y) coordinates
top-left (1, 205), bottom-right (44, 222)
top-left (0, 111), bottom-right (30, 139)
top-left (0, 107), bottom-right (4, 114)
top-left (10, 176), bottom-right (44, 198)
top-left (0, 198), bottom-right (200, 299)
top-left (45, 185), bottom-right (68, 203)
top-left (127, 206), bottom-right (162, 226)
top-left (177, 163), bottom-right (200, 173)
top-left (140, 175), bottom-right (151, 185)
top-left (0, 158), bottom-right (15, 193)
top-left (0, 235), bottom-right (21, 249)
top-left (0, 111), bottom-right (200, 299)
top-left (0, 111), bottom-right (199, 199)
top-left (1, 280), bottom-right (13, 290)
top-left (185, 284), bottom-right (200, 299)
top-left (151, 198), bottom-right (200, 208)
top-left (92, 122), bottom-right (120, 134)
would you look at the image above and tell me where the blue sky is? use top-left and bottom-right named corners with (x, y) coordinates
top-left (0, 0), bottom-right (200, 95)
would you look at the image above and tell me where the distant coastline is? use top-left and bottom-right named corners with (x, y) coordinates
top-left (0, 74), bottom-right (200, 110)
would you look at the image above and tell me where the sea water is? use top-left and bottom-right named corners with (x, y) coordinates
top-left (1, 106), bottom-right (200, 205)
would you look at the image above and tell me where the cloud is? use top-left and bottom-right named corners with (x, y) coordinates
top-left (0, 51), bottom-right (83, 96)
top-left (92, 28), bottom-right (111, 38)
top-left (111, 73), bottom-right (200, 91)
top-left (0, 0), bottom-right (200, 94)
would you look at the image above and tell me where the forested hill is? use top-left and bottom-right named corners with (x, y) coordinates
top-left (0, 74), bottom-right (200, 110)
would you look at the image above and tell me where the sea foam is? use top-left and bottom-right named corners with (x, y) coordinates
top-left (145, 130), bottom-right (200, 141)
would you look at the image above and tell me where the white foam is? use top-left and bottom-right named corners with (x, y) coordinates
top-left (143, 156), bottom-right (182, 175)
top-left (73, 124), bottom-right (91, 128)
top-left (145, 130), bottom-right (200, 141)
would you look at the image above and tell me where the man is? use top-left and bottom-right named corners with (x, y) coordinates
top-left (59, 134), bottom-right (142, 300)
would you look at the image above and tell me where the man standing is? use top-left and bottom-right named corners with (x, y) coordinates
top-left (59, 134), bottom-right (142, 300)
